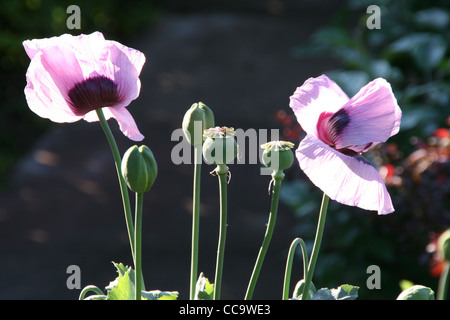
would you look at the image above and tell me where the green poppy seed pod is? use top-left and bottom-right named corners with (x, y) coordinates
top-left (202, 127), bottom-right (238, 165)
top-left (396, 285), bottom-right (435, 300)
top-left (293, 279), bottom-right (316, 299)
top-left (438, 229), bottom-right (450, 262)
top-left (121, 145), bottom-right (158, 193)
top-left (261, 141), bottom-right (295, 173)
top-left (182, 102), bottom-right (215, 146)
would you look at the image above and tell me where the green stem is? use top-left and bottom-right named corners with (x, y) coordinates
top-left (438, 261), bottom-right (450, 300)
top-left (282, 237), bottom-right (308, 300)
top-left (190, 146), bottom-right (202, 300)
top-left (96, 109), bottom-right (135, 257)
top-left (134, 192), bottom-right (144, 300)
top-left (245, 172), bottom-right (284, 300)
top-left (213, 164), bottom-right (229, 300)
top-left (79, 285), bottom-right (106, 300)
top-left (301, 192), bottom-right (329, 300)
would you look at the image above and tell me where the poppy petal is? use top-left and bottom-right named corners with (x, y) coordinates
top-left (334, 78), bottom-right (402, 150)
top-left (108, 107), bottom-right (144, 141)
top-left (23, 32), bottom-right (146, 141)
top-left (23, 33), bottom-right (81, 59)
top-left (289, 74), bottom-right (350, 137)
top-left (296, 134), bottom-right (394, 215)
top-left (110, 39), bottom-right (146, 75)
top-left (83, 107), bottom-right (144, 141)
top-left (24, 48), bottom-right (84, 123)
top-left (74, 36), bottom-right (145, 110)
top-left (104, 42), bottom-right (145, 108)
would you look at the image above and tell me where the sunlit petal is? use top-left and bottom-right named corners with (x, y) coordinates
top-left (289, 74), bottom-right (350, 137)
top-left (297, 135), bottom-right (394, 215)
top-left (333, 78), bottom-right (402, 150)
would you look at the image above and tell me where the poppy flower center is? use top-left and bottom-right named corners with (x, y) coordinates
top-left (68, 76), bottom-right (122, 116)
top-left (317, 109), bottom-right (362, 157)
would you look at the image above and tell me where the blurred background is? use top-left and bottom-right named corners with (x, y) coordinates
top-left (0, 0), bottom-right (449, 300)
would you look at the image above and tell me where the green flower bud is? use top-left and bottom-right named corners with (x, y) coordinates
top-left (182, 102), bottom-right (215, 146)
top-left (438, 229), bottom-right (450, 262)
top-left (202, 127), bottom-right (238, 165)
top-left (261, 141), bottom-right (295, 173)
top-left (293, 279), bottom-right (316, 299)
top-left (121, 145), bottom-right (158, 193)
top-left (396, 285), bottom-right (435, 300)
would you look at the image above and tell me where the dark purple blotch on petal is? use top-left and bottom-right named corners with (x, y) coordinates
top-left (328, 108), bottom-right (350, 142)
top-left (322, 108), bottom-right (374, 157)
top-left (337, 147), bottom-right (359, 157)
top-left (68, 76), bottom-right (123, 116)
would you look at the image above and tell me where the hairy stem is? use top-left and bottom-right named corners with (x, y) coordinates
top-left (438, 261), bottom-right (450, 300)
top-left (213, 164), bottom-right (229, 300)
top-left (301, 192), bottom-right (329, 300)
top-left (282, 237), bottom-right (308, 300)
top-left (134, 192), bottom-right (144, 300)
top-left (96, 108), bottom-right (135, 257)
top-left (190, 146), bottom-right (202, 299)
top-left (245, 172), bottom-right (284, 300)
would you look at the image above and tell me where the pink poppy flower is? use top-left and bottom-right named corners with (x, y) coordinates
top-left (23, 31), bottom-right (145, 141)
top-left (289, 75), bottom-right (402, 215)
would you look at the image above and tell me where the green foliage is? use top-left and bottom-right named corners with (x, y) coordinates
top-left (292, 279), bottom-right (316, 300)
top-left (292, 284), bottom-right (359, 300)
top-left (105, 262), bottom-right (136, 300)
top-left (80, 262), bottom-right (179, 300)
top-left (438, 229), bottom-right (450, 262)
top-left (396, 284), bottom-right (435, 300)
top-left (194, 272), bottom-right (214, 300)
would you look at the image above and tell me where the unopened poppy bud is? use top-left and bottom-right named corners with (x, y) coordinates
top-left (182, 102), bottom-right (215, 146)
top-left (293, 279), bottom-right (316, 299)
top-left (121, 145), bottom-right (158, 193)
top-left (396, 285), bottom-right (435, 300)
top-left (202, 127), bottom-right (238, 165)
top-left (261, 141), bottom-right (295, 173)
top-left (438, 229), bottom-right (450, 262)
